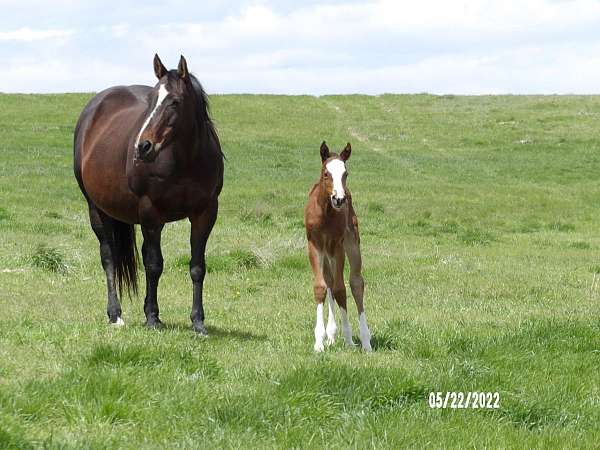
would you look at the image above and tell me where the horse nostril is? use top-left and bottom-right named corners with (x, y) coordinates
top-left (138, 140), bottom-right (152, 155)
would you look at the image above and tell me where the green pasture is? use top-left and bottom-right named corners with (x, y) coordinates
top-left (0, 92), bottom-right (599, 448)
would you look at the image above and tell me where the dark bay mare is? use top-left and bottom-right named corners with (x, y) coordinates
top-left (73, 54), bottom-right (223, 335)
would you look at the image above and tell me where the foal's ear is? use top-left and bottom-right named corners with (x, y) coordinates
top-left (178, 55), bottom-right (189, 80)
top-left (320, 141), bottom-right (330, 162)
top-left (153, 54), bottom-right (167, 79)
top-left (340, 142), bottom-right (351, 161)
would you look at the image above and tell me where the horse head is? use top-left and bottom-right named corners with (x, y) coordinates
top-left (134, 54), bottom-right (201, 162)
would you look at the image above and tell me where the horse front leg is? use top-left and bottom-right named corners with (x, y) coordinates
top-left (141, 223), bottom-right (164, 328)
top-left (344, 228), bottom-right (371, 352)
top-left (332, 244), bottom-right (355, 348)
top-left (322, 259), bottom-right (337, 347)
top-left (308, 240), bottom-right (327, 352)
top-left (189, 201), bottom-right (218, 335)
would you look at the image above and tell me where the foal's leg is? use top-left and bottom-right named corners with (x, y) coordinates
top-left (332, 245), bottom-right (355, 347)
top-left (189, 201), bottom-right (218, 335)
top-left (88, 204), bottom-right (123, 325)
top-left (344, 229), bottom-right (372, 352)
top-left (322, 259), bottom-right (337, 346)
top-left (308, 240), bottom-right (327, 352)
top-left (141, 224), bottom-right (164, 328)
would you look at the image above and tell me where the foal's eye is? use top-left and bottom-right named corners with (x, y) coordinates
top-left (323, 172), bottom-right (329, 178)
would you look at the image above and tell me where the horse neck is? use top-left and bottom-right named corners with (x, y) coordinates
top-left (174, 112), bottom-right (204, 162)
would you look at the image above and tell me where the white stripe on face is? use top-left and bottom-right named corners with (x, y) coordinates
top-left (325, 159), bottom-right (346, 199)
top-left (135, 83), bottom-right (169, 148)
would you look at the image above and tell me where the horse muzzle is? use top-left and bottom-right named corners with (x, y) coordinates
top-left (330, 195), bottom-right (346, 210)
top-left (135, 140), bottom-right (159, 162)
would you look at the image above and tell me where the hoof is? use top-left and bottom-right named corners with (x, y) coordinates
top-left (145, 318), bottom-right (164, 329)
top-left (344, 339), bottom-right (356, 348)
top-left (326, 326), bottom-right (337, 346)
top-left (192, 321), bottom-right (208, 336)
top-left (361, 342), bottom-right (373, 352)
top-left (314, 342), bottom-right (325, 352)
top-left (109, 317), bottom-right (125, 326)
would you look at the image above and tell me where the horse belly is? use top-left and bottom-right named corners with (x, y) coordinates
top-left (151, 182), bottom-right (211, 223)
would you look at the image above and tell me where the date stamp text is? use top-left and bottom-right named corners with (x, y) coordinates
top-left (428, 391), bottom-right (500, 409)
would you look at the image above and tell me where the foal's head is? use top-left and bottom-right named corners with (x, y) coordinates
top-left (318, 141), bottom-right (352, 210)
top-left (135, 54), bottom-right (203, 162)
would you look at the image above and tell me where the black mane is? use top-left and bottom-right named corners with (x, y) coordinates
top-left (188, 73), bottom-right (211, 124)
top-left (163, 70), bottom-right (223, 159)
top-left (189, 73), bottom-right (223, 159)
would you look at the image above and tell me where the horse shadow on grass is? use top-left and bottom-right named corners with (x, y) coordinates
top-left (369, 333), bottom-right (399, 352)
top-left (158, 322), bottom-right (268, 342)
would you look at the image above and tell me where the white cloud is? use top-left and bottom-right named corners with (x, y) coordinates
top-left (0, 27), bottom-right (73, 41)
top-left (2, 0), bottom-right (600, 93)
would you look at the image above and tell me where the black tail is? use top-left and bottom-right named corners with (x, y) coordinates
top-left (113, 220), bottom-right (138, 297)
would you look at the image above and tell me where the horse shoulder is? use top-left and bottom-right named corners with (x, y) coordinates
top-left (84, 87), bottom-right (151, 155)
top-left (306, 182), bottom-right (321, 201)
top-left (304, 190), bottom-right (323, 233)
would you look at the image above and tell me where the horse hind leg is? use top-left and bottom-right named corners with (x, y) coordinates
top-left (88, 203), bottom-right (124, 325)
top-left (322, 259), bottom-right (337, 346)
top-left (344, 229), bottom-right (372, 352)
top-left (330, 246), bottom-right (355, 348)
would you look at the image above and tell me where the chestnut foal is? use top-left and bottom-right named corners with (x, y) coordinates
top-left (304, 142), bottom-right (372, 352)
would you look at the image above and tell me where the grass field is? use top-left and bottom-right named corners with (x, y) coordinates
top-left (1, 92), bottom-right (600, 448)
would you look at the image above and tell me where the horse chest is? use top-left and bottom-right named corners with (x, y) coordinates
top-left (307, 217), bottom-right (347, 255)
top-left (317, 211), bottom-right (348, 237)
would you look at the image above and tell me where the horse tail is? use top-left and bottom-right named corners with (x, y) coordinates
top-left (113, 220), bottom-right (138, 297)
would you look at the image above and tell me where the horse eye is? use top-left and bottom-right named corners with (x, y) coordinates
top-left (323, 172), bottom-right (329, 178)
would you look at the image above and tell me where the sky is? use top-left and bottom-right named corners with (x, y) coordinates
top-left (1, 0), bottom-right (600, 94)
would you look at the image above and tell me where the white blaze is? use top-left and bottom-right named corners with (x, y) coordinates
top-left (325, 159), bottom-right (346, 199)
top-left (134, 83), bottom-right (169, 148)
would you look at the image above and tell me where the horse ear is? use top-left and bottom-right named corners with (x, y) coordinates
top-left (154, 54), bottom-right (167, 79)
top-left (178, 55), bottom-right (189, 80)
top-left (340, 142), bottom-right (351, 161)
top-left (320, 141), bottom-right (330, 162)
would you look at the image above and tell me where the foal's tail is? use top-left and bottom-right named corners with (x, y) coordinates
top-left (113, 220), bottom-right (138, 297)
